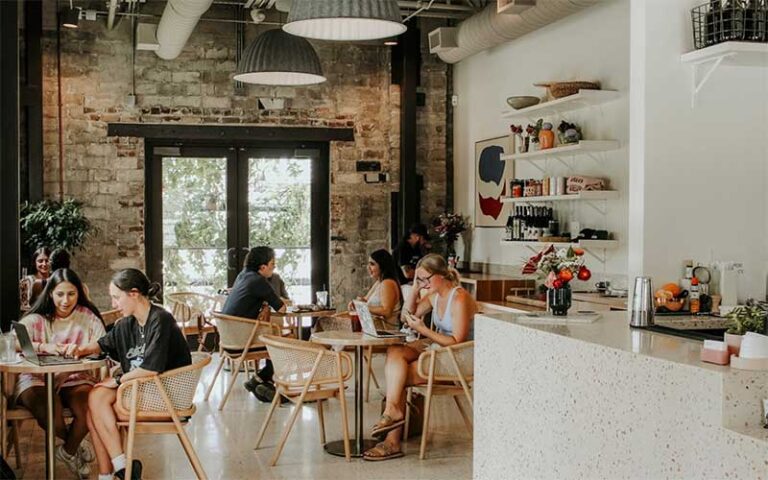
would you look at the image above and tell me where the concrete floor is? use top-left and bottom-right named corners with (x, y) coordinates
top-left (11, 353), bottom-right (473, 479)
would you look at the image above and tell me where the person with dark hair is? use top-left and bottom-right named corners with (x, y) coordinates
top-left (392, 224), bottom-right (431, 284)
top-left (72, 268), bottom-right (191, 480)
top-left (20, 247), bottom-right (51, 308)
top-left (225, 246), bottom-right (286, 402)
top-left (348, 249), bottom-right (402, 328)
top-left (17, 268), bottom-right (105, 478)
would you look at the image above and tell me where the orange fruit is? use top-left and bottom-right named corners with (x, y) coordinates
top-left (661, 283), bottom-right (682, 297)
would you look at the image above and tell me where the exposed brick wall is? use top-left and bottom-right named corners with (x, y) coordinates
top-left (41, 7), bottom-right (448, 310)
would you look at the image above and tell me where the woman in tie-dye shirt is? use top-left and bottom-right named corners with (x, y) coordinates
top-left (17, 268), bottom-right (105, 478)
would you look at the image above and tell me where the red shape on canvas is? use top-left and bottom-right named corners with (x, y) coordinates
top-left (478, 182), bottom-right (506, 220)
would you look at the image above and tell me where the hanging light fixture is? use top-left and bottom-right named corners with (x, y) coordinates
top-left (233, 29), bottom-right (326, 86)
top-left (283, 0), bottom-right (407, 42)
top-left (61, 0), bottom-right (80, 29)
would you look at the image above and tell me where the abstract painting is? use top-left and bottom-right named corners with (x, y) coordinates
top-left (474, 135), bottom-right (513, 227)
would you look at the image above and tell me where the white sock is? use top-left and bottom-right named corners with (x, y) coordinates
top-left (98, 475), bottom-right (112, 480)
top-left (111, 454), bottom-right (126, 472)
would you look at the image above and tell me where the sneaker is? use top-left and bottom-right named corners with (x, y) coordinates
top-left (55, 444), bottom-right (90, 479)
top-left (77, 439), bottom-right (95, 463)
top-left (114, 459), bottom-right (143, 480)
top-left (243, 375), bottom-right (261, 394)
top-left (253, 382), bottom-right (284, 404)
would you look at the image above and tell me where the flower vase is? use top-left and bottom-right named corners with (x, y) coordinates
top-left (547, 284), bottom-right (572, 316)
top-left (446, 241), bottom-right (457, 268)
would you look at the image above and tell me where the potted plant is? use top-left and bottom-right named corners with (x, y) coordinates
top-left (20, 199), bottom-right (94, 252)
top-left (432, 212), bottom-right (469, 268)
top-left (724, 302), bottom-right (768, 356)
top-left (522, 245), bottom-right (592, 316)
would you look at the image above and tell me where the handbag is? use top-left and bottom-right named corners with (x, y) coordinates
top-left (380, 391), bottom-right (424, 439)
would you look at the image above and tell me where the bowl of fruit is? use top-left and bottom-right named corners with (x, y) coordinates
top-left (654, 283), bottom-right (687, 312)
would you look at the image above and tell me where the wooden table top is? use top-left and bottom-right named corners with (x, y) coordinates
top-left (311, 331), bottom-right (405, 348)
top-left (0, 357), bottom-right (106, 374)
top-left (273, 308), bottom-right (337, 318)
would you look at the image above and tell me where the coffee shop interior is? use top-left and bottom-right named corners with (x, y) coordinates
top-left (1, 0), bottom-right (768, 478)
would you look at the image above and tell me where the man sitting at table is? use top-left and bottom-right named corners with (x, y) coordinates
top-left (220, 246), bottom-right (286, 402)
top-left (392, 223), bottom-right (431, 284)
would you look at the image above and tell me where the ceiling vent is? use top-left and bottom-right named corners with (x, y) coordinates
top-left (428, 27), bottom-right (458, 54)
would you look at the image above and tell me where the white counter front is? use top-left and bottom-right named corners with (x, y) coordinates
top-left (474, 311), bottom-right (768, 479)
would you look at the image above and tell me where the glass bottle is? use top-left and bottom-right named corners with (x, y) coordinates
top-left (706, 0), bottom-right (723, 45)
top-left (722, 0), bottom-right (745, 41)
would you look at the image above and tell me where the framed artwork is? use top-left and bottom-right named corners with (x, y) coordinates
top-left (474, 135), bottom-right (513, 227)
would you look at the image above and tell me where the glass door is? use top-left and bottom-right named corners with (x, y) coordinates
top-left (146, 144), bottom-right (329, 302)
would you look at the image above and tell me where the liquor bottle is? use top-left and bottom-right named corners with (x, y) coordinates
top-left (722, 0), bottom-right (745, 41)
top-left (505, 214), bottom-right (514, 241)
top-left (690, 277), bottom-right (701, 314)
top-left (706, 0), bottom-right (723, 45)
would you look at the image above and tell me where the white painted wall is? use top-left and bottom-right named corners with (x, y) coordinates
top-left (453, 0), bottom-right (630, 287)
top-left (630, 0), bottom-right (768, 300)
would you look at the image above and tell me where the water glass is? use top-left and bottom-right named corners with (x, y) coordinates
top-left (0, 333), bottom-right (16, 363)
top-left (316, 290), bottom-right (329, 308)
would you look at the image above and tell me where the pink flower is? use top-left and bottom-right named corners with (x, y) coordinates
top-left (544, 271), bottom-right (557, 289)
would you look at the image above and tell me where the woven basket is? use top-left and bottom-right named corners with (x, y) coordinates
top-left (535, 81), bottom-right (601, 99)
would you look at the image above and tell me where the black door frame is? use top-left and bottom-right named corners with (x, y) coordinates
top-left (145, 140), bottom-right (330, 302)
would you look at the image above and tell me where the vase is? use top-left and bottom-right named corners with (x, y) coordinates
top-left (539, 129), bottom-right (555, 149)
top-left (547, 284), bottom-right (572, 316)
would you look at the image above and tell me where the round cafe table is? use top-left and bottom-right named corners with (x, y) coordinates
top-left (0, 358), bottom-right (106, 480)
top-left (310, 331), bottom-right (404, 457)
top-left (273, 308), bottom-right (336, 340)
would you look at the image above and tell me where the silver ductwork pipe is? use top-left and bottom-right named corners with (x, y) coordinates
top-left (437, 0), bottom-right (605, 64)
top-left (155, 0), bottom-right (215, 60)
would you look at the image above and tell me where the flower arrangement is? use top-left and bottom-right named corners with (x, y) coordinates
top-left (526, 119), bottom-right (543, 144)
top-left (432, 212), bottom-right (468, 245)
top-left (557, 120), bottom-right (582, 145)
top-left (522, 245), bottom-right (592, 289)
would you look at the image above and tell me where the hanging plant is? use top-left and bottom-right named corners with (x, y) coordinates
top-left (20, 199), bottom-right (94, 253)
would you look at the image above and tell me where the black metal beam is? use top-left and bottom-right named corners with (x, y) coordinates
top-left (396, 24), bottom-right (422, 234)
top-left (1, 0), bottom-right (20, 330)
top-left (23, 0), bottom-right (44, 203)
top-left (107, 123), bottom-right (355, 143)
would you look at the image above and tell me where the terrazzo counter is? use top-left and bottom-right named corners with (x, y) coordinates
top-left (474, 311), bottom-right (768, 479)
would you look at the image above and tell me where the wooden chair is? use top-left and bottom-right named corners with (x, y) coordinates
top-left (116, 352), bottom-right (211, 480)
top-left (204, 307), bottom-right (280, 411)
top-left (254, 334), bottom-right (352, 466)
top-left (166, 292), bottom-right (221, 352)
top-left (404, 341), bottom-right (474, 459)
top-left (101, 308), bottom-right (122, 328)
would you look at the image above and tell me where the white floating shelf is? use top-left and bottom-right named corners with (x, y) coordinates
top-left (502, 89), bottom-right (621, 119)
top-left (501, 191), bottom-right (619, 203)
top-left (501, 240), bottom-right (618, 249)
top-left (500, 140), bottom-right (619, 161)
top-left (681, 41), bottom-right (768, 66)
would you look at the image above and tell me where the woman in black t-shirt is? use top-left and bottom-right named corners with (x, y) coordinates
top-left (73, 269), bottom-right (191, 480)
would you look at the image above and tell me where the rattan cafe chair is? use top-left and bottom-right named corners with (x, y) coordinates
top-left (166, 292), bottom-right (221, 352)
top-left (254, 334), bottom-right (353, 466)
top-left (404, 340), bottom-right (474, 460)
top-left (204, 307), bottom-right (279, 411)
top-left (116, 352), bottom-right (211, 480)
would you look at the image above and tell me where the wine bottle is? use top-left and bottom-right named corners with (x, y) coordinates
top-left (706, 0), bottom-right (723, 45)
top-left (722, 0), bottom-right (745, 41)
top-left (505, 214), bottom-right (514, 241)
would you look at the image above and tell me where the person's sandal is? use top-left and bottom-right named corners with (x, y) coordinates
top-left (371, 414), bottom-right (405, 439)
top-left (363, 442), bottom-right (404, 462)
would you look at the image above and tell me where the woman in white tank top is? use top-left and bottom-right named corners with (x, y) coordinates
top-left (348, 249), bottom-right (402, 328)
top-left (365, 254), bottom-right (476, 461)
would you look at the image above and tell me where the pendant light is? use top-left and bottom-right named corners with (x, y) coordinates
top-left (283, 0), bottom-right (407, 42)
top-left (61, 0), bottom-right (80, 29)
top-left (234, 29), bottom-right (326, 86)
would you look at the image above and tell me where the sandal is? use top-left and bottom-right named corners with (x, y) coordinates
top-left (371, 414), bottom-right (405, 439)
top-left (363, 442), bottom-right (404, 462)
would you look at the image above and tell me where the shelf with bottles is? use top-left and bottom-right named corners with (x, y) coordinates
top-left (500, 239), bottom-right (619, 249)
top-left (502, 191), bottom-right (619, 203)
top-left (500, 140), bottom-right (619, 162)
top-left (501, 90), bottom-right (621, 119)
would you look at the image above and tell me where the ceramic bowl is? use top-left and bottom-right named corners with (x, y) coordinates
top-left (506, 96), bottom-right (541, 110)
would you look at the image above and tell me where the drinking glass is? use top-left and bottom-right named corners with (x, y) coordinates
top-left (316, 290), bottom-right (328, 308)
top-left (0, 333), bottom-right (16, 363)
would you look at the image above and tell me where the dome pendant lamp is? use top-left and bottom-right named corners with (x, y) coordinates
top-left (233, 29), bottom-right (326, 86)
top-left (283, 0), bottom-right (407, 42)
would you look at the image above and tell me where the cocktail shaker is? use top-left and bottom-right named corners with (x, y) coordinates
top-left (629, 276), bottom-right (655, 327)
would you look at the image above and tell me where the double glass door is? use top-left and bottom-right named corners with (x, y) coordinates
top-left (147, 144), bottom-right (329, 304)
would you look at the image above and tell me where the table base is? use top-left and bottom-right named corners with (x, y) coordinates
top-left (324, 439), bottom-right (378, 458)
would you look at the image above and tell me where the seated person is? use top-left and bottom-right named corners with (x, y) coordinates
top-left (20, 246), bottom-right (51, 307)
top-left (220, 247), bottom-right (285, 400)
top-left (265, 269), bottom-right (291, 307)
top-left (348, 249), bottom-right (402, 329)
top-left (17, 268), bottom-right (105, 478)
top-left (392, 224), bottom-right (430, 284)
top-left (74, 269), bottom-right (192, 480)
top-left (363, 254), bottom-right (476, 461)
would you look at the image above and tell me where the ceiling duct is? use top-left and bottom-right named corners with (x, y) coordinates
top-left (155, 0), bottom-right (214, 60)
top-left (436, 0), bottom-right (604, 64)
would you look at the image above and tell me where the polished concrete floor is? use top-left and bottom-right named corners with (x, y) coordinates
top-left (12, 353), bottom-right (473, 479)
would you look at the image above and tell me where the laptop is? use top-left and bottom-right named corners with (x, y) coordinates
top-left (353, 301), bottom-right (406, 338)
top-left (12, 322), bottom-right (82, 366)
